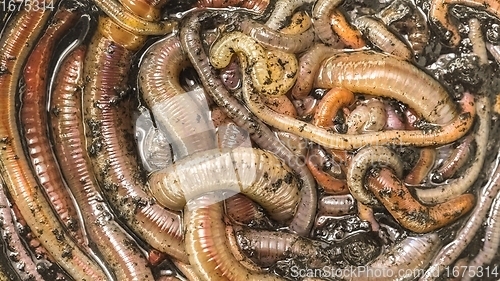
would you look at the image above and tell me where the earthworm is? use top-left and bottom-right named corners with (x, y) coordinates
top-left (225, 225), bottom-right (263, 272)
top-left (330, 10), bottom-right (366, 49)
top-left (431, 0), bottom-right (500, 46)
top-left (293, 95), bottom-right (319, 117)
top-left (224, 193), bottom-right (270, 225)
top-left (276, 132), bottom-right (307, 158)
top-left (415, 95), bottom-right (490, 204)
top-left (210, 31), bottom-right (298, 97)
top-left (217, 122), bottom-right (253, 149)
top-left (306, 145), bottom-right (348, 194)
top-left (20, 7), bottom-right (84, 248)
top-left (346, 99), bottom-right (387, 134)
top-left (264, 95), bottom-right (297, 117)
top-left (181, 10), bottom-right (317, 236)
top-left (384, 102), bottom-right (406, 130)
top-left (173, 260), bottom-right (203, 281)
top-left (376, 0), bottom-right (410, 25)
top-left (219, 56), bottom-right (242, 91)
top-left (265, 0), bottom-right (316, 30)
top-left (312, 0), bottom-right (343, 47)
top-left (313, 87), bottom-right (354, 129)
top-left (240, 18), bottom-right (315, 53)
top-left (279, 10), bottom-right (312, 35)
top-left (357, 201), bottom-right (380, 232)
top-left (82, 17), bottom-right (186, 262)
top-left (354, 16), bottom-right (413, 61)
top-left (148, 147), bottom-right (300, 222)
top-left (118, 0), bottom-right (162, 20)
top-left (431, 135), bottom-right (474, 183)
top-left (346, 145), bottom-right (404, 206)
top-left (184, 196), bottom-right (286, 281)
top-left (51, 46), bottom-right (154, 280)
top-left (236, 228), bottom-right (335, 268)
top-left (196, 0), bottom-right (269, 13)
top-left (291, 44), bottom-right (339, 99)
top-left (316, 50), bottom-right (458, 123)
top-left (366, 167), bottom-right (475, 233)
top-left (486, 42), bottom-right (500, 63)
top-left (93, 0), bottom-right (177, 35)
top-left (405, 148), bottom-right (437, 185)
top-left (463, 192), bottom-right (500, 280)
top-left (317, 194), bottom-right (356, 217)
top-left (0, 5), bottom-right (108, 280)
top-left (243, 65), bottom-right (475, 149)
top-left (468, 18), bottom-right (489, 65)
top-left (0, 177), bottom-right (44, 281)
top-left (419, 143), bottom-right (500, 280)
top-left (139, 35), bottom-right (217, 159)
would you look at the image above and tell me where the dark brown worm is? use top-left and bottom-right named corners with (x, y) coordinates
top-left (432, 135), bottom-right (473, 183)
top-left (0, 5), bottom-right (108, 279)
top-left (20, 7), bottom-right (84, 248)
top-left (236, 228), bottom-right (335, 268)
top-left (139, 35), bottom-right (217, 159)
top-left (184, 195), bottom-right (286, 281)
top-left (405, 148), bottom-right (437, 185)
top-left (82, 16), bottom-right (186, 262)
top-left (180, 10), bottom-right (317, 236)
top-left (354, 16), bottom-right (413, 61)
top-left (196, 0), bottom-right (269, 13)
top-left (51, 46), bottom-right (154, 280)
top-left (0, 176), bottom-right (44, 281)
top-left (291, 44), bottom-right (339, 99)
top-left (240, 18), bottom-right (315, 53)
top-left (366, 167), bottom-right (475, 233)
top-left (317, 194), bottom-right (356, 217)
top-left (149, 147), bottom-right (300, 222)
top-left (312, 0), bottom-right (343, 47)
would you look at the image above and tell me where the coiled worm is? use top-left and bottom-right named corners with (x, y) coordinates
top-left (415, 95), bottom-right (490, 204)
top-left (210, 31), bottom-right (298, 97)
top-left (330, 10), bottom-right (366, 49)
top-left (346, 99), bottom-right (387, 134)
top-left (149, 147), bottom-right (299, 222)
top-left (51, 46), bottom-right (154, 280)
top-left (313, 87), bottom-right (354, 129)
top-left (312, 0), bottom-right (343, 47)
top-left (83, 17), bottom-right (186, 262)
top-left (0, 5), bottom-right (108, 280)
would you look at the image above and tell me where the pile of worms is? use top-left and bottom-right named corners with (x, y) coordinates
top-left (1, 0), bottom-right (500, 280)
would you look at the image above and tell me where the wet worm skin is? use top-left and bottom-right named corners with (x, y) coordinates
top-left (468, 17), bottom-right (488, 65)
top-left (149, 147), bottom-right (300, 223)
top-left (306, 145), bottom-right (348, 194)
top-left (196, 0), bottom-right (269, 13)
top-left (0, 5), bottom-right (108, 280)
top-left (421, 146), bottom-right (500, 280)
top-left (20, 7), bottom-right (84, 248)
top-left (119, 0), bottom-right (162, 21)
top-left (240, 18), bottom-right (315, 53)
top-left (93, 0), bottom-right (177, 35)
top-left (83, 17), bottom-right (186, 263)
top-left (415, 95), bottom-right (490, 204)
top-left (217, 122), bottom-right (253, 150)
top-left (354, 16), bottom-right (413, 61)
top-left (51, 46), bottom-right (154, 280)
top-left (330, 10), bottom-right (366, 49)
top-left (366, 167), bottom-right (475, 233)
top-left (236, 228), bottom-right (335, 268)
top-left (139, 35), bottom-right (217, 159)
top-left (181, 10), bottom-right (317, 236)
top-left (405, 148), bottom-right (437, 185)
top-left (313, 87), bottom-right (354, 129)
top-left (224, 193), bottom-right (271, 226)
top-left (346, 145), bottom-right (404, 207)
top-left (0, 177), bottom-right (44, 281)
top-left (265, 0), bottom-right (316, 30)
top-left (184, 196), bottom-right (286, 281)
top-left (312, 0), bottom-right (343, 47)
top-left (346, 99), bottom-right (387, 134)
top-left (432, 135), bottom-right (473, 183)
top-left (317, 194), bottom-right (356, 217)
top-left (316, 50), bottom-right (457, 124)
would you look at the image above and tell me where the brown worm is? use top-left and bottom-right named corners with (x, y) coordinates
top-left (184, 195), bottom-right (286, 281)
top-left (280, 10), bottom-right (312, 35)
top-left (330, 10), bottom-right (366, 49)
top-left (224, 193), bottom-right (270, 226)
top-left (181, 10), bottom-right (317, 236)
top-left (317, 194), bottom-right (356, 217)
top-left (366, 167), bottom-right (475, 233)
top-left (354, 16), bottom-right (413, 61)
top-left (432, 135), bottom-right (473, 183)
top-left (0, 176), bottom-right (44, 281)
top-left (93, 0), bottom-right (177, 35)
top-left (264, 95), bottom-right (297, 117)
top-left (148, 147), bottom-right (300, 223)
top-left (415, 95), bottom-right (490, 204)
top-left (345, 99), bottom-right (387, 134)
top-left (405, 148), bottom-right (437, 185)
top-left (313, 87), bottom-right (354, 129)
top-left (118, 0), bottom-right (162, 21)
top-left (51, 46), bottom-right (154, 280)
top-left (20, 7), bottom-right (84, 248)
top-left (312, 0), bottom-right (343, 47)
top-left (291, 44), bottom-right (339, 99)
top-left (306, 145), bottom-right (348, 194)
top-left (265, 0), bottom-right (316, 30)
top-left (0, 5), bottom-right (109, 280)
top-left (196, 0), bottom-right (269, 13)
top-left (139, 35), bottom-right (217, 159)
top-left (83, 16), bottom-right (186, 263)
